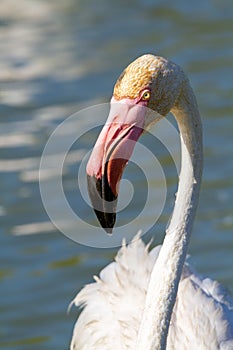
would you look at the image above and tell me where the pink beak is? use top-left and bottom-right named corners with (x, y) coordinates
top-left (86, 97), bottom-right (148, 233)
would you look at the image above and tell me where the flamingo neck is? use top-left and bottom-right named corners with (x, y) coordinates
top-left (136, 80), bottom-right (203, 350)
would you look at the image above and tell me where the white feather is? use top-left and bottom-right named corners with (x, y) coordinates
top-left (70, 236), bottom-right (233, 350)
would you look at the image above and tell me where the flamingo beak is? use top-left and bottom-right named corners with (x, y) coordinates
top-left (86, 97), bottom-right (147, 233)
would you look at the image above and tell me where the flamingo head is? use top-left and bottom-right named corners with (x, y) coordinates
top-left (86, 54), bottom-right (184, 233)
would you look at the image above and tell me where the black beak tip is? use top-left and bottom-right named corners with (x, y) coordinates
top-left (94, 209), bottom-right (116, 235)
top-left (105, 228), bottom-right (113, 235)
top-left (87, 174), bottom-right (117, 234)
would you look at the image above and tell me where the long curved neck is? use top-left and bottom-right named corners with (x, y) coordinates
top-left (136, 80), bottom-right (203, 350)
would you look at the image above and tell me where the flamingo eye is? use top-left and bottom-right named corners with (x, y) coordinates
top-left (141, 90), bottom-right (151, 101)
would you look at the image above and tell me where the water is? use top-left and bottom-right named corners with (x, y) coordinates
top-left (1, 0), bottom-right (233, 348)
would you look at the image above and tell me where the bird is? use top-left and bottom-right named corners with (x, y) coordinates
top-left (70, 54), bottom-right (233, 350)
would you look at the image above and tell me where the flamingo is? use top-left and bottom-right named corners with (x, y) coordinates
top-left (70, 54), bottom-right (233, 349)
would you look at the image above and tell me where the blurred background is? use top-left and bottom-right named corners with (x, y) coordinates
top-left (0, 0), bottom-right (233, 349)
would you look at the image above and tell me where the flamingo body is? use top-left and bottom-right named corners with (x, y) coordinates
top-left (70, 237), bottom-right (233, 350)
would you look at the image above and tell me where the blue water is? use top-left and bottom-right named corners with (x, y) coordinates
top-left (1, 0), bottom-right (233, 348)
